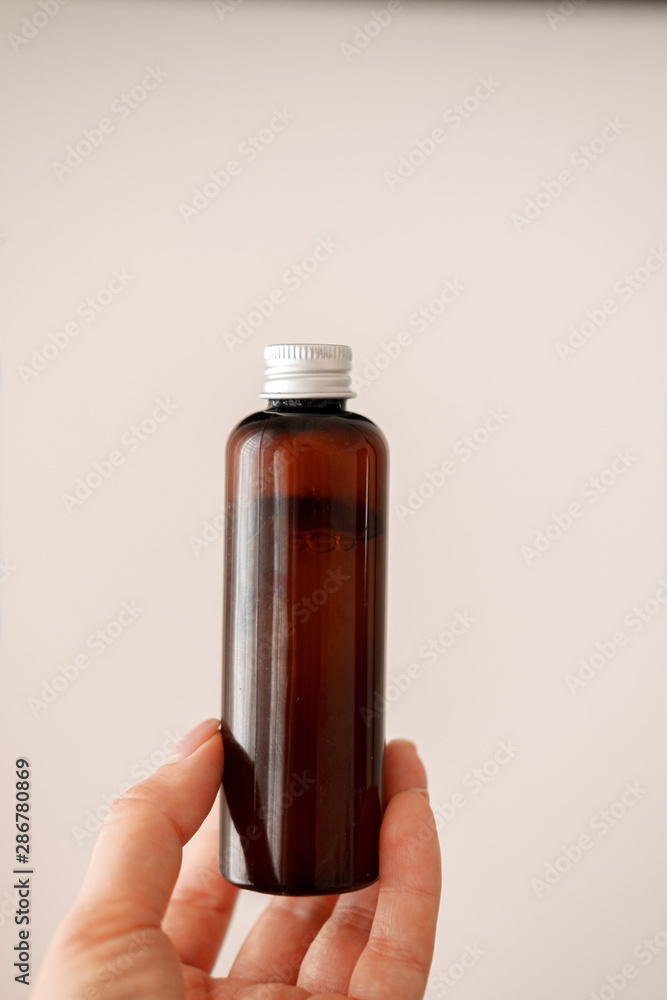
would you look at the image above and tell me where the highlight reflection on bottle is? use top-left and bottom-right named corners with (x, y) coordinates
top-left (219, 344), bottom-right (388, 895)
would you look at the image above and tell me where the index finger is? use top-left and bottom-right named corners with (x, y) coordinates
top-left (71, 719), bottom-right (223, 941)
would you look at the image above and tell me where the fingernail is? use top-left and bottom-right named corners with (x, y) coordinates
top-left (410, 787), bottom-right (430, 802)
top-left (167, 718), bottom-right (220, 762)
top-left (392, 738), bottom-right (417, 749)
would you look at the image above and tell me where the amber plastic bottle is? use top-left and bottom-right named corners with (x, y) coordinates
top-left (219, 344), bottom-right (388, 895)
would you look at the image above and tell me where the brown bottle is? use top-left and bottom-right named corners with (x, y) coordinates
top-left (219, 344), bottom-right (388, 895)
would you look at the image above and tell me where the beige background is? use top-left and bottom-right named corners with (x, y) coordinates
top-left (2, 0), bottom-right (667, 996)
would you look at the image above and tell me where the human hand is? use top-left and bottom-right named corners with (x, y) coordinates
top-left (31, 719), bottom-right (441, 1000)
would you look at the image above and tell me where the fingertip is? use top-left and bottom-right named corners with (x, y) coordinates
top-left (390, 737), bottom-right (417, 749)
top-left (167, 718), bottom-right (221, 763)
top-left (166, 725), bottom-right (224, 789)
top-left (383, 739), bottom-right (428, 802)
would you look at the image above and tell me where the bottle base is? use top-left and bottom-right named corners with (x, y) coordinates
top-left (219, 872), bottom-right (379, 897)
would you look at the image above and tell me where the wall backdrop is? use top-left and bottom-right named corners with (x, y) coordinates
top-left (2, 1), bottom-right (667, 997)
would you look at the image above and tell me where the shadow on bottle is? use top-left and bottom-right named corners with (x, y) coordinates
top-left (220, 718), bottom-right (280, 887)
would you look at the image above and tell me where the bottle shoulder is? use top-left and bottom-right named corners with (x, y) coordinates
top-left (226, 408), bottom-right (388, 456)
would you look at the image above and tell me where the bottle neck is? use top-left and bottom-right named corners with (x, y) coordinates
top-left (266, 398), bottom-right (348, 414)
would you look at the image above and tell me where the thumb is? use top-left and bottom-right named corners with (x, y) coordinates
top-left (70, 718), bottom-right (222, 940)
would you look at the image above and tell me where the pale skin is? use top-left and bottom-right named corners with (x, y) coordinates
top-left (31, 719), bottom-right (441, 1000)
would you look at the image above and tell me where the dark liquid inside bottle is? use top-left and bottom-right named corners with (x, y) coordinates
top-left (220, 400), bottom-right (387, 895)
